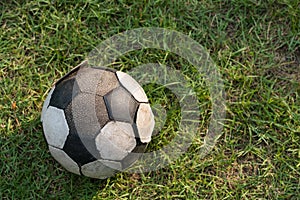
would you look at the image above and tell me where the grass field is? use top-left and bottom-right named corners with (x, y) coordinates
top-left (1, 0), bottom-right (299, 199)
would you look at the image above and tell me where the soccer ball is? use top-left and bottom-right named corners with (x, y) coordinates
top-left (41, 61), bottom-right (155, 179)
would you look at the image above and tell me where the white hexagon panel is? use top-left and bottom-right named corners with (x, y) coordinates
top-left (116, 71), bottom-right (148, 103)
top-left (136, 103), bottom-right (155, 143)
top-left (42, 106), bottom-right (69, 149)
top-left (96, 121), bottom-right (136, 161)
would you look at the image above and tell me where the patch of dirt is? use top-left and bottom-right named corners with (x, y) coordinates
top-left (264, 47), bottom-right (300, 96)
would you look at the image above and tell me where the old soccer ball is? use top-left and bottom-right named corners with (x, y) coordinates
top-left (41, 61), bottom-right (155, 179)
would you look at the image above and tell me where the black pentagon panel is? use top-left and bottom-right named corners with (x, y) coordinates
top-left (62, 132), bottom-right (98, 166)
top-left (131, 122), bottom-right (140, 139)
top-left (95, 95), bottom-right (110, 128)
top-left (104, 86), bottom-right (139, 123)
top-left (49, 77), bottom-right (80, 109)
top-left (63, 103), bottom-right (98, 166)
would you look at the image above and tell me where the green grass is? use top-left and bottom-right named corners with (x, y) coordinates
top-left (1, 0), bottom-right (299, 199)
